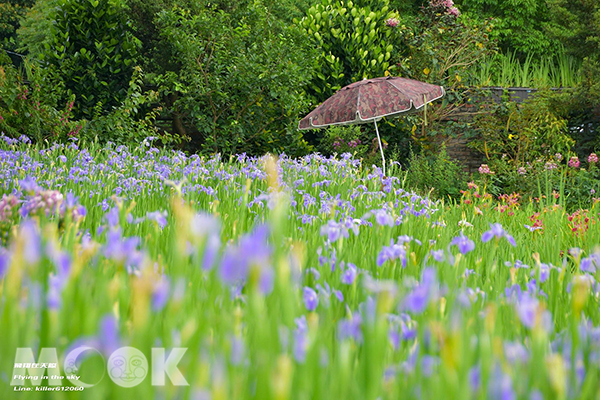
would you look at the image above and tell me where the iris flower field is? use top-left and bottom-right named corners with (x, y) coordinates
top-left (2, 135), bottom-right (600, 399)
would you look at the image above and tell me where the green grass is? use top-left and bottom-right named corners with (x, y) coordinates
top-left (0, 138), bottom-right (599, 399)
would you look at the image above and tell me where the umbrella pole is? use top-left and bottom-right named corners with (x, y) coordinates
top-left (374, 119), bottom-right (386, 176)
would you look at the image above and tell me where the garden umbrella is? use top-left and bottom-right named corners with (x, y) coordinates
top-left (298, 76), bottom-right (445, 176)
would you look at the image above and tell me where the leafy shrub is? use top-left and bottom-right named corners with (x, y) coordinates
top-left (298, 0), bottom-right (398, 103)
top-left (395, 0), bottom-right (494, 89)
top-left (405, 143), bottom-right (467, 199)
top-left (0, 0), bottom-right (34, 50)
top-left (454, 0), bottom-right (559, 57)
top-left (15, 0), bottom-right (55, 58)
top-left (36, 0), bottom-right (140, 119)
top-left (469, 90), bottom-right (574, 166)
top-left (318, 124), bottom-right (384, 165)
top-left (81, 67), bottom-right (182, 146)
top-left (0, 53), bottom-right (79, 142)
top-left (151, 3), bottom-right (315, 156)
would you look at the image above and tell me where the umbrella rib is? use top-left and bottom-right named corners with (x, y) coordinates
top-left (356, 84), bottom-right (362, 121)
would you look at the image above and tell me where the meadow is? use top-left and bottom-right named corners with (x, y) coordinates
top-left (1, 134), bottom-right (600, 399)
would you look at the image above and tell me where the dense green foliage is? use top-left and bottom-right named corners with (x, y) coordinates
top-left (299, 0), bottom-right (397, 103)
top-left (405, 144), bottom-right (466, 200)
top-left (40, 0), bottom-right (139, 119)
top-left (454, 0), bottom-right (558, 57)
top-left (0, 0), bottom-right (33, 50)
top-left (154, 4), bottom-right (315, 155)
top-left (0, 0), bottom-right (595, 168)
top-left (0, 53), bottom-right (79, 142)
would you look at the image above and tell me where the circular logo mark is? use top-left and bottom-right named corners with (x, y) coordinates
top-left (107, 347), bottom-right (148, 388)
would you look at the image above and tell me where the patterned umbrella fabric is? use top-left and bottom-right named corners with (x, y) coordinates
top-left (299, 76), bottom-right (444, 129)
top-left (298, 76), bottom-right (445, 175)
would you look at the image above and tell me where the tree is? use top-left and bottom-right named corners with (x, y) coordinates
top-left (26, 0), bottom-right (140, 119)
top-left (0, 0), bottom-right (34, 50)
top-left (546, 0), bottom-right (600, 61)
top-left (453, 0), bottom-right (559, 58)
top-left (298, 0), bottom-right (399, 104)
top-left (127, 0), bottom-right (316, 155)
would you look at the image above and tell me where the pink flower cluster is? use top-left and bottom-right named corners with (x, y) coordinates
top-left (555, 153), bottom-right (563, 162)
top-left (478, 164), bottom-right (494, 175)
top-left (430, 0), bottom-right (460, 16)
top-left (568, 156), bottom-right (580, 168)
top-left (348, 139), bottom-right (361, 148)
top-left (588, 153), bottom-right (598, 164)
top-left (385, 18), bottom-right (400, 28)
top-left (0, 194), bottom-right (19, 222)
top-left (334, 139), bottom-right (362, 149)
top-left (25, 190), bottom-right (64, 217)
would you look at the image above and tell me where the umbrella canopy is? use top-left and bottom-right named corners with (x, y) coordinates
top-left (299, 76), bottom-right (445, 175)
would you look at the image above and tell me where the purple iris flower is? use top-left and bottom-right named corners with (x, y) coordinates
top-left (431, 250), bottom-right (445, 262)
top-left (303, 287), bottom-right (319, 311)
top-left (516, 293), bottom-right (538, 328)
top-left (539, 263), bottom-right (550, 282)
top-left (504, 341), bottom-right (529, 365)
top-left (20, 219), bottom-right (41, 265)
top-left (319, 220), bottom-right (349, 243)
top-left (19, 176), bottom-right (38, 192)
top-left (421, 355), bottom-right (439, 377)
top-left (333, 289), bottom-right (344, 302)
top-left (377, 238), bottom-right (407, 267)
top-left (402, 268), bottom-right (438, 314)
top-left (190, 212), bottom-right (221, 238)
top-left (488, 364), bottom-right (516, 400)
top-left (152, 276), bottom-right (171, 311)
top-left (389, 329), bottom-right (401, 350)
top-left (338, 314), bottom-right (362, 342)
top-left (259, 268), bottom-right (274, 294)
top-left (464, 269), bottom-right (476, 278)
top-left (219, 225), bottom-right (272, 294)
top-left (469, 365), bottom-right (481, 393)
top-left (481, 223), bottom-right (516, 246)
top-left (230, 335), bottom-right (245, 366)
top-left (341, 263), bottom-right (358, 285)
top-left (146, 210), bottom-right (168, 229)
top-left (373, 209), bottom-right (395, 227)
top-left (105, 207), bottom-right (120, 228)
top-left (529, 390), bottom-right (543, 400)
top-left (580, 255), bottom-right (600, 273)
top-left (524, 224), bottom-right (542, 232)
top-left (293, 315), bottom-right (308, 362)
top-left (99, 314), bottom-right (120, 356)
top-left (450, 232), bottom-right (475, 255)
top-left (306, 267), bottom-right (320, 280)
top-left (103, 229), bottom-right (144, 268)
top-left (0, 248), bottom-right (9, 278)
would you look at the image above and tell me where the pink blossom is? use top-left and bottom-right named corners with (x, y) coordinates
top-left (568, 156), bottom-right (580, 168)
top-left (0, 194), bottom-right (19, 222)
top-left (385, 18), bottom-right (400, 28)
top-left (588, 153), bottom-right (598, 164)
top-left (448, 6), bottom-right (460, 16)
top-left (478, 164), bottom-right (494, 175)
